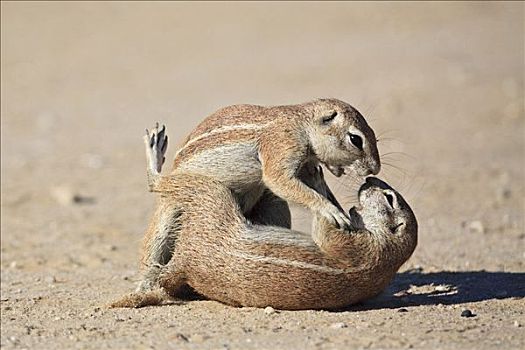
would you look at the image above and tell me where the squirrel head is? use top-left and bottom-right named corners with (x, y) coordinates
top-left (349, 177), bottom-right (418, 264)
top-left (305, 98), bottom-right (380, 178)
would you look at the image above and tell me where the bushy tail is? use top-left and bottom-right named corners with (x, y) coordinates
top-left (109, 289), bottom-right (173, 308)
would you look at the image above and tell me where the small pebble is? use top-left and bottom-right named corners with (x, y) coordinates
top-left (190, 334), bottom-right (209, 342)
top-left (175, 333), bottom-right (189, 342)
top-left (51, 186), bottom-right (77, 206)
top-left (72, 194), bottom-right (95, 204)
top-left (513, 321), bottom-right (521, 328)
top-left (412, 265), bottom-right (423, 272)
top-left (330, 322), bottom-right (347, 329)
top-left (264, 306), bottom-right (276, 315)
top-left (45, 276), bottom-right (57, 284)
top-left (461, 309), bottom-right (475, 318)
top-left (467, 221), bottom-right (485, 234)
top-left (397, 308), bottom-right (408, 313)
top-left (50, 186), bottom-right (94, 205)
top-left (497, 187), bottom-right (511, 201)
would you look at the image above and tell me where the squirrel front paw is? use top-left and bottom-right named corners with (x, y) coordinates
top-left (319, 203), bottom-right (352, 231)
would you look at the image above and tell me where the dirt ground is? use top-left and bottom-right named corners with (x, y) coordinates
top-left (1, 2), bottom-right (524, 349)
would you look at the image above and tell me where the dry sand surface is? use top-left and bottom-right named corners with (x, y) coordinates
top-left (1, 2), bottom-right (524, 349)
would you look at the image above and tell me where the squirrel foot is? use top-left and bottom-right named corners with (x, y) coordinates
top-left (144, 122), bottom-right (168, 174)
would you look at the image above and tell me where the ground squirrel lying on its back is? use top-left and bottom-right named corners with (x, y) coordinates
top-left (111, 127), bottom-right (416, 310)
top-left (139, 99), bottom-right (380, 292)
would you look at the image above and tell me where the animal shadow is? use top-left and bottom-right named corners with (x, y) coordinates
top-left (354, 269), bottom-right (525, 310)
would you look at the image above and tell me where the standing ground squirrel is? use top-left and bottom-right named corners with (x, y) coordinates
top-left (150, 98), bottom-right (379, 227)
top-left (111, 126), bottom-right (416, 310)
top-left (139, 99), bottom-right (380, 292)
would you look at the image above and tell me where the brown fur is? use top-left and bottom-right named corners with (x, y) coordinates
top-left (157, 98), bottom-right (379, 225)
top-left (111, 171), bottom-right (417, 310)
top-left (133, 99), bottom-right (381, 297)
top-left (110, 128), bottom-right (415, 309)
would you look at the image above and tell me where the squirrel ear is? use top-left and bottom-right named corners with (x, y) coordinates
top-left (320, 111), bottom-right (338, 124)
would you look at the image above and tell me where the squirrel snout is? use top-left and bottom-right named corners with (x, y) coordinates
top-left (369, 159), bottom-right (381, 175)
top-left (357, 160), bottom-right (380, 176)
top-left (355, 159), bottom-right (380, 177)
top-left (358, 168), bottom-right (373, 176)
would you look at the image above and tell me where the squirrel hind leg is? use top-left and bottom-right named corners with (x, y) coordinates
top-left (110, 258), bottom-right (187, 309)
top-left (138, 205), bottom-right (182, 289)
top-left (147, 209), bottom-right (181, 266)
top-left (158, 265), bottom-right (187, 297)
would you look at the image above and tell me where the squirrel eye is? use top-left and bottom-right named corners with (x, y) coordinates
top-left (384, 192), bottom-right (395, 208)
top-left (321, 111), bottom-right (338, 124)
top-left (318, 166), bottom-right (324, 178)
top-left (348, 133), bottom-right (363, 150)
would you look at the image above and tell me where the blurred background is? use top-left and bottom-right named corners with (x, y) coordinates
top-left (1, 2), bottom-right (524, 348)
top-left (2, 0), bottom-right (524, 273)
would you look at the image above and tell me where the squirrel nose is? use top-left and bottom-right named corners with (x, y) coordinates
top-left (360, 162), bottom-right (379, 176)
top-left (369, 159), bottom-right (381, 175)
top-left (356, 167), bottom-right (372, 176)
top-left (365, 177), bottom-right (390, 190)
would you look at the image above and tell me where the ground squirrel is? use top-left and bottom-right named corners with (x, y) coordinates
top-left (139, 99), bottom-right (380, 291)
top-left (150, 98), bottom-right (379, 228)
top-left (111, 126), bottom-right (416, 310)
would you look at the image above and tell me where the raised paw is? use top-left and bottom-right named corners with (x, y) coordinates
top-left (143, 123), bottom-right (169, 174)
top-left (320, 203), bottom-right (352, 231)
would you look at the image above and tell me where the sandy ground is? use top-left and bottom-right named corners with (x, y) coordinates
top-left (1, 2), bottom-right (524, 349)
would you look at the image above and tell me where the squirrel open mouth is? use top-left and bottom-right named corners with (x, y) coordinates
top-left (348, 206), bottom-right (364, 230)
top-left (324, 164), bottom-right (345, 177)
top-left (390, 222), bottom-right (404, 233)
